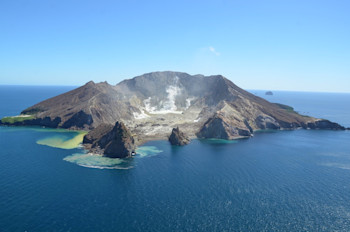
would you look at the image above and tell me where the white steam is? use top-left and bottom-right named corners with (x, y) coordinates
top-left (142, 77), bottom-right (183, 115)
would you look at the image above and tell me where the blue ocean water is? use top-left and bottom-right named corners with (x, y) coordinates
top-left (0, 85), bottom-right (76, 119)
top-left (251, 90), bottom-right (350, 128)
top-left (1, 86), bottom-right (350, 232)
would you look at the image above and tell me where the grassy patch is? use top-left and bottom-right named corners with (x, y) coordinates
top-left (1, 115), bottom-right (35, 124)
top-left (274, 103), bottom-right (296, 113)
top-left (274, 103), bottom-right (311, 118)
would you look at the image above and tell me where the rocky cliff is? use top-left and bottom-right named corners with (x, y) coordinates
top-left (169, 127), bottom-right (190, 146)
top-left (83, 122), bottom-right (136, 158)
top-left (0, 71), bottom-right (345, 145)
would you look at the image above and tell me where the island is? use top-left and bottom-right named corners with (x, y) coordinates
top-left (265, 91), bottom-right (273, 95)
top-left (0, 71), bottom-right (345, 158)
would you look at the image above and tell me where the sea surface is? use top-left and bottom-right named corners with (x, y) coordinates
top-left (0, 86), bottom-right (350, 232)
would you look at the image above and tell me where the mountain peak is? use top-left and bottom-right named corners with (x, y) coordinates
top-left (85, 80), bottom-right (95, 86)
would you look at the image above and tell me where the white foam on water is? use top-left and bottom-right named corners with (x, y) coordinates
top-left (63, 145), bottom-right (163, 169)
top-left (63, 153), bottom-right (133, 169)
top-left (136, 146), bottom-right (163, 158)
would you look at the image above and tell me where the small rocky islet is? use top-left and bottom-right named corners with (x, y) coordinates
top-left (83, 122), bottom-right (136, 158)
top-left (169, 127), bottom-right (190, 146)
top-left (0, 71), bottom-right (346, 158)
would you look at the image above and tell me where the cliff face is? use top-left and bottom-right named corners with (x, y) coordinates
top-left (83, 122), bottom-right (136, 158)
top-left (1, 71), bottom-right (345, 144)
top-left (169, 127), bottom-right (190, 146)
top-left (305, 120), bottom-right (346, 130)
top-left (197, 115), bottom-right (252, 140)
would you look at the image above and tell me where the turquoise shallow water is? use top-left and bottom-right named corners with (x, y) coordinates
top-left (1, 86), bottom-right (350, 231)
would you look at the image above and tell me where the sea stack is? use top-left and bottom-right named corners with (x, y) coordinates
top-left (83, 122), bottom-right (136, 158)
top-left (169, 127), bottom-right (190, 146)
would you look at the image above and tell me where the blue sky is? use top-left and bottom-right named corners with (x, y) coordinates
top-left (0, 0), bottom-right (349, 92)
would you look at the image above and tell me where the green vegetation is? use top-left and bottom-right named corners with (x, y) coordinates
top-left (274, 103), bottom-right (311, 118)
top-left (274, 103), bottom-right (296, 113)
top-left (1, 115), bottom-right (35, 124)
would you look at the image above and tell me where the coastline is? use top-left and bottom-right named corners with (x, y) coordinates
top-left (1, 123), bottom-right (346, 150)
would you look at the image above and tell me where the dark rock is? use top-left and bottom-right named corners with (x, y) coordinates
top-left (197, 116), bottom-right (252, 139)
top-left (243, 120), bottom-right (254, 133)
top-left (0, 116), bottom-right (61, 128)
top-left (265, 91), bottom-right (273, 95)
top-left (83, 122), bottom-right (136, 158)
top-left (103, 122), bottom-right (136, 158)
top-left (255, 115), bottom-right (280, 130)
top-left (306, 120), bottom-right (345, 130)
top-left (83, 123), bottom-right (114, 145)
top-left (21, 107), bottom-right (44, 115)
top-left (33, 117), bottom-right (62, 128)
top-left (61, 110), bottom-right (93, 129)
top-left (169, 127), bottom-right (190, 146)
top-left (275, 120), bottom-right (300, 129)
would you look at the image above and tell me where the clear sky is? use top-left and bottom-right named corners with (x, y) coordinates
top-left (0, 0), bottom-right (349, 92)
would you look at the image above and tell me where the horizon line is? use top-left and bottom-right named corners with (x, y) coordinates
top-left (0, 83), bottom-right (349, 94)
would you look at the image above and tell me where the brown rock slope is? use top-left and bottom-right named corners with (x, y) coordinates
top-left (169, 127), bottom-right (190, 146)
top-left (83, 122), bottom-right (136, 158)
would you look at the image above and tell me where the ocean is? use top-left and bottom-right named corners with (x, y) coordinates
top-left (1, 86), bottom-right (350, 231)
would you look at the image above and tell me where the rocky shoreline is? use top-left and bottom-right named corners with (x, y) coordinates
top-left (0, 71), bottom-right (347, 158)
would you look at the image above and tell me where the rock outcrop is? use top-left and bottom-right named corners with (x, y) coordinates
top-left (197, 115), bottom-right (252, 140)
top-left (0, 116), bottom-right (61, 128)
top-left (169, 127), bottom-right (190, 146)
top-left (61, 110), bottom-right (93, 129)
top-left (303, 119), bottom-right (345, 130)
top-left (83, 122), bottom-right (136, 158)
top-left (82, 123), bottom-right (114, 145)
